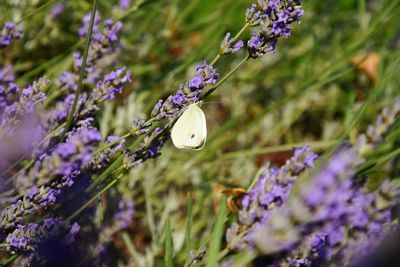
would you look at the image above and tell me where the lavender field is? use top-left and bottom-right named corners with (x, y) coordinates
top-left (0, 0), bottom-right (399, 266)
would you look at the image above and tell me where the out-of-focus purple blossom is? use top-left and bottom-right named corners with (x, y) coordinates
top-left (93, 196), bottom-right (134, 259)
top-left (1, 126), bottom-right (101, 231)
top-left (115, 198), bottom-right (135, 229)
top-left (119, 0), bottom-right (131, 10)
top-left (245, 0), bottom-right (303, 58)
top-left (79, 11), bottom-right (101, 38)
top-left (0, 77), bottom-right (48, 135)
top-left (357, 97), bottom-right (400, 156)
top-left (59, 71), bottom-right (78, 92)
top-left (5, 217), bottom-right (81, 265)
top-left (50, 3), bottom-right (65, 18)
top-left (251, 147), bottom-right (399, 266)
top-left (0, 22), bottom-right (23, 48)
top-left (0, 65), bottom-right (18, 107)
top-left (226, 146), bottom-right (317, 250)
top-left (220, 32), bottom-right (244, 55)
top-left (0, 115), bottom-right (44, 183)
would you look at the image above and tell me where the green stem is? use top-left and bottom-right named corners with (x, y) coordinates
top-left (61, 0), bottom-right (98, 139)
top-left (209, 23), bottom-right (248, 66)
top-left (233, 24), bottom-right (248, 41)
top-left (94, 132), bottom-right (131, 155)
top-left (17, 0), bottom-right (58, 24)
top-left (210, 54), bottom-right (221, 66)
top-left (201, 55), bottom-right (249, 100)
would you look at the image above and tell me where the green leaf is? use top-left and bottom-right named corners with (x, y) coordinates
top-left (164, 219), bottom-right (174, 267)
top-left (205, 197), bottom-right (227, 267)
top-left (185, 194), bottom-right (193, 254)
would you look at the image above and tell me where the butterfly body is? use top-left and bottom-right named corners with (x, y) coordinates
top-left (171, 103), bottom-right (207, 150)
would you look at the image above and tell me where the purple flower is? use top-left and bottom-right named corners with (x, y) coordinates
top-left (5, 217), bottom-right (81, 265)
top-left (119, 0), bottom-right (131, 9)
top-left (92, 67), bottom-right (132, 101)
top-left (245, 0), bottom-right (303, 58)
top-left (195, 61), bottom-right (219, 85)
top-left (0, 22), bottom-right (23, 48)
top-left (79, 11), bottom-right (101, 38)
top-left (220, 32), bottom-right (244, 55)
top-left (59, 71), bottom-right (78, 91)
top-left (189, 75), bottom-right (204, 89)
top-left (50, 3), bottom-right (65, 18)
top-left (172, 91), bottom-right (185, 105)
top-left (250, 147), bottom-right (399, 266)
top-left (115, 198), bottom-right (135, 229)
top-left (226, 146), bottom-right (317, 250)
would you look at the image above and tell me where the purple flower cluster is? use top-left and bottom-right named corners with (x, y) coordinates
top-left (58, 11), bottom-right (124, 94)
top-left (151, 62), bottom-right (219, 120)
top-left (357, 97), bottom-right (400, 156)
top-left (0, 127), bottom-right (101, 232)
top-left (0, 65), bottom-right (18, 109)
top-left (123, 127), bottom-right (169, 168)
top-left (6, 217), bottom-right (80, 265)
top-left (0, 8), bottom-right (133, 263)
top-left (0, 22), bottom-right (23, 48)
top-left (252, 147), bottom-right (399, 266)
top-left (226, 146), bottom-right (317, 250)
top-left (224, 97), bottom-right (400, 266)
top-left (245, 0), bottom-right (304, 57)
top-left (77, 16), bottom-right (124, 84)
top-left (0, 77), bottom-right (47, 135)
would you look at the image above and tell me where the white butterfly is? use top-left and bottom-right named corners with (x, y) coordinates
top-left (171, 103), bottom-right (207, 150)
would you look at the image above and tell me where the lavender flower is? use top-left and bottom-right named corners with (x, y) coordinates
top-left (78, 11), bottom-right (101, 38)
top-left (151, 61), bottom-right (219, 120)
top-left (56, 11), bottom-right (124, 94)
top-left (50, 3), bottom-right (65, 18)
top-left (123, 127), bottom-right (168, 168)
top-left (245, 0), bottom-right (304, 58)
top-left (119, 0), bottom-right (131, 10)
top-left (220, 32), bottom-right (244, 55)
top-left (115, 198), bottom-right (135, 229)
top-left (92, 134), bottom-right (126, 170)
top-left (6, 217), bottom-right (81, 265)
top-left (0, 22), bottom-right (23, 48)
top-left (357, 97), bottom-right (400, 156)
top-left (226, 146), bottom-right (317, 250)
top-left (0, 77), bottom-right (48, 136)
top-left (252, 147), bottom-right (399, 266)
top-left (0, 65), bottom-right (19, 113)
top-left (1, 127), bottom-right (101, 231)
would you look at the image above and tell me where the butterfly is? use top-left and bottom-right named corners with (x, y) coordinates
top-left (171, 103), bottom-right (207, 150)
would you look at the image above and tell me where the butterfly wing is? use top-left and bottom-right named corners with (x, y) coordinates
top-left (171, 104), bottom-right (207, 150)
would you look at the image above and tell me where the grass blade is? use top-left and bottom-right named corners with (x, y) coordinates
top-left (164, 219), bottom-right (174, 267)
top-left (205, 196), bottom-right (227, 267)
